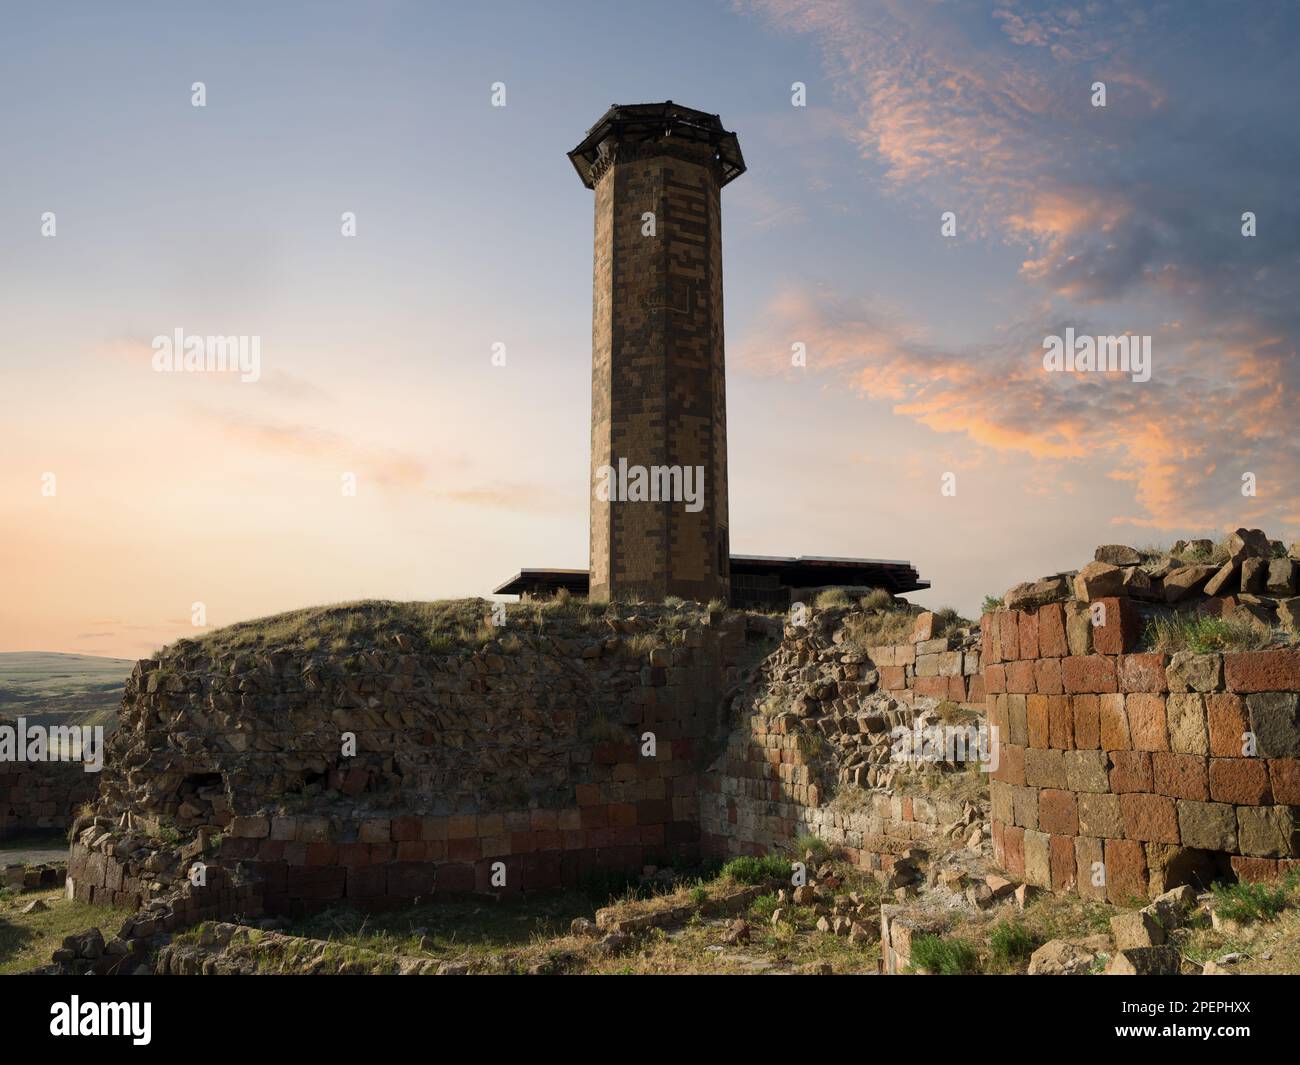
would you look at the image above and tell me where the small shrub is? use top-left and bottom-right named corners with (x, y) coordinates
top-left (1183, 539), bottom-right (1230, 565)
top-left (689, 884), bottom-right (709, 907)
top-left (929, 606), bottom-right (972, 638)
top-left (1145, 614), bottom-right (1272, 654)
top-left (815, 588), bottom-right (852, 609)
top-left (749, 892), bottom-right (780, 920)
top-left (1132, 543), bottom-right (1169, 562)
top-left (908, 933), bottom-right (980, 975)
top-left (794, 834), bottom-right (831, 863)
top-left (1211, 880), bottom-right (1288, 923)
top-left (988, 920), bottom-right (1036, 965)
top-left (860, 587), bottom-right (894, 612)
top-left (720, 854), bottom-right (790, 885)
top-left (981, 595), bottom-right (1004, 614)
top-left (426, 633), bottom-right (455, 653)
top-left (843, 608), bottom-right (914, 648)
top-left (621, 633), bottom-right (658, 660)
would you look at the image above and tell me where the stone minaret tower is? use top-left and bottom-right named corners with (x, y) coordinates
top-left (569, 102), bottom-right (745, 604)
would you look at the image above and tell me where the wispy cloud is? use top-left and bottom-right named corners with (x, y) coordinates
top-left (200, 408), bottom-right (574, 514)
top-left (737, 0), bottom-right (1300, 531)
top-left (202, 408), bottom-right (434, 491)
top-left (739, 280), bottom-right (1296, 530)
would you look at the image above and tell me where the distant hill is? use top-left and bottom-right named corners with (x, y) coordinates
top-left (0, 652), bottom-right (134, 732)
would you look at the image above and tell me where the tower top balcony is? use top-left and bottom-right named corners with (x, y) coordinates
top-left (567, 101), bottom-right (746, 189)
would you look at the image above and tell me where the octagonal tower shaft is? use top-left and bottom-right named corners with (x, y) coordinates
top-left (571, 102), bottom-right (745, 604)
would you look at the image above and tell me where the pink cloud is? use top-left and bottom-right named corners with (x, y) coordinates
top-left (736, 285), bottom-right (1297, 532)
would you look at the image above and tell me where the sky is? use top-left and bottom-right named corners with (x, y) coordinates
top-left (2, 0), bottom-right (1297, 660)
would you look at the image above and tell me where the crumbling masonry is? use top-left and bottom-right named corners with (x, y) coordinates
top-left (59, 532), bottom-right (1300, 960)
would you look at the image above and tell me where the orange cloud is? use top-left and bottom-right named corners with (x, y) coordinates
top-left (735, 1), bottom-right (1298, 534)
top-left (736, 285), bottom-right (1297, 532)
top-left (201, 409), bottom-right (575, 515)
top-left (205, 410), bottom-right (433, 491)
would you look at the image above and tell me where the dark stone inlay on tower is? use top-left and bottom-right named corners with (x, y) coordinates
top-left (570, 102), bottom-right (745, 604)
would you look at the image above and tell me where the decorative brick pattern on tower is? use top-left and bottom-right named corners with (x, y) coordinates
top-left (570, 103), bottom-right (744, 604)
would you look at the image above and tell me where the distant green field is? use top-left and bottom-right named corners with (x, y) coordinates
top-left (0, 653), bottom-right (133, 732)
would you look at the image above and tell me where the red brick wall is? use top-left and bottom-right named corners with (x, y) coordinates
top-left (71, 772), bottom-right (703, 918)
top-left (984, 601), bottom-right (1300, 899)
top-left (699, 697), bottom-right (969, 871)
top-left (870, 638), bottom-right (984, 706)
top-left (212, 766), bottom-right (703, 916)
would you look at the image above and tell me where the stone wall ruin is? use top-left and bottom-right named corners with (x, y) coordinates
top-left (57, 529), bottom-right (1300, 954)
